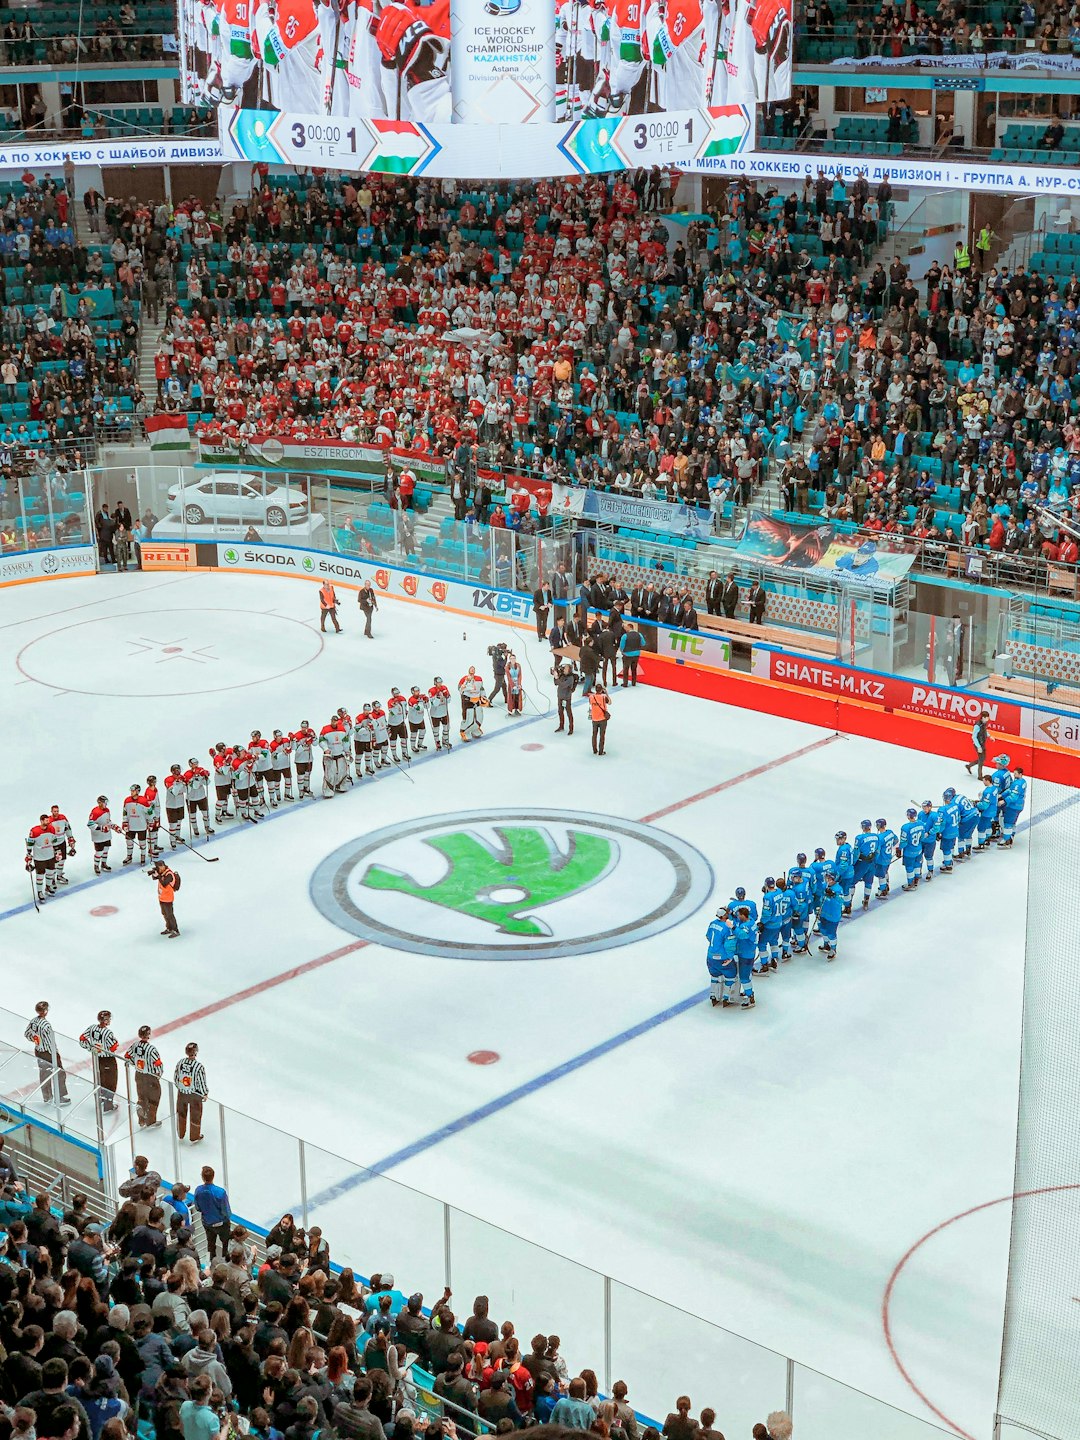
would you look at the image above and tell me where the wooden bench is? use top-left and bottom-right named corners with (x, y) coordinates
top-left (985, 673), bottom-right (1080, 712)
top-left (1047, 564), bottom-right (1079, 599)
top-left (699, 612), bottom-right (836, 657)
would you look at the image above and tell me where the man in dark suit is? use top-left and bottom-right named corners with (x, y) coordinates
top-left (548, 617), bottom-right (568, 651)
top-left (533, 581), bottom-right (554, 641)
top-left (562, 614), bottom-right (583, 647)
top-left (705, 570), bottom-right (723, 615)
top-left (748, 580), bottom-right (767, 625)
top-left (552, 564), bottom-right (572, 616)
top-left (629, 581), bottom-right (648, 617)
top-left (639, 581), bottom-right (661, 652)
top-left (722, 571), bottom-right (740, 619)
top-left (677, 597), bottom-right (700, 631)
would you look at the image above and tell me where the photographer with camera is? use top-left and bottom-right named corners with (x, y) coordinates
top-left (150, 857), bottom-right (181, 939)
top-left (487, 641), bottom-right (509, 706)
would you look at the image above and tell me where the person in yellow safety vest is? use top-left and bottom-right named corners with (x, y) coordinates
top-left (954, 240), bottom-right (971, 273)
top-left (589, 684), bottom-right (611, 757)
top-left (319, 580), bottom-right (341, 634)
top-left (975, 225), bottom-right (995, 268)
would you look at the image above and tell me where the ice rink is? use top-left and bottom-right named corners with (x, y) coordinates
top-left (1, 569), bottom-right (1068, 1440)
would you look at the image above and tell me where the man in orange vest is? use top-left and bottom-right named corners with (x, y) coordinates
top-left (319, 580), bottom-right (341, 634)
top-left (151, 858), bottom-right (181, 938)
top-left (589, 683), bottom-right (611, 756)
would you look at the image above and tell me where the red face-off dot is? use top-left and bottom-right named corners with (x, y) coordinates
top-left (90, 906), bottom-right (118, 917)
top-left (521, 743), bottom-right (544, 752)
top-left (163, 646), bottom-right (182, 653)
top-left (467, 1050), bottom-right (501, 1066)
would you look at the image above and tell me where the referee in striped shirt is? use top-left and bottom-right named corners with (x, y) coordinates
top-left (79, 1010), bottom-right (120, 1114)
top-left (124, 1025), bottom-right (163, 1129)
top-left (173, 1042), bottom-right (208, 1144)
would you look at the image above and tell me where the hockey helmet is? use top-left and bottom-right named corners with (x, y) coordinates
top-left (251, 729), bottom-right (262, 739)
top-left (943, 787), bottom-right (956, 802)
top-left (876, 818), bottom-right (887, 828)
top-left (391, 687), bottom-right (401, 696)
top-left (433, 676), bottom-right (443, 685)
top-left (860, 819), bottom-right (872, 831)
top-left (147, 775), bottom-right (157, 785)
top-left (97, 795), bottom-right (108, 805)
top-left (301, 720), bottom-right (309, 728)
top-left (763, 876), bottom-right (775, 889)
top-left (796, 852), bottom-right (807, 866)
top-left (411, 686), bottom-right (421, 695)
top-left (715, 905), bottom-right (729, 919)
top-left (362, 702), bottom-right (372, 712)
top-left (129, 784), bottom-right (141, 795)
top-left (906, 807), bottom-right (918, 819)
top-left (273, 729), bottom-right (283, 738)
top-left (835, 830), bottom-right (847, 841)
top-left (734, 886), bottom-right (746, 901)
top-left (814, 847), bottom-right (826, 859)
top-left (170, 763), bottom-right (182, 774)
top-left (994, 753), bottom-right (1011, 767)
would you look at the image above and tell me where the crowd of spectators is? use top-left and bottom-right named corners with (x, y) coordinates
top-left (800, 0), bottom-right (1074, 59)
top-left (0, 1149), bottom-right (792, 1440)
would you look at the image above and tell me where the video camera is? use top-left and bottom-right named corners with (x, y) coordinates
top-left (487, 642), bottom-right (508, 658)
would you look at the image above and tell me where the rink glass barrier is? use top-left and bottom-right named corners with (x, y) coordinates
top-left (0, 1006), bottom-right (955, 1439)
top-left (0, 462), bottom-right (97, 579)
top-left (88, 458), bottom-right (1059, 689)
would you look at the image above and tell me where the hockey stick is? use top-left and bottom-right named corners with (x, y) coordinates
top-left (172, 834), bottom-right (220, 863)
top-left (28, 868), bottom-right (40, 914)
top-left (389, 749), bottom-right (416, 785)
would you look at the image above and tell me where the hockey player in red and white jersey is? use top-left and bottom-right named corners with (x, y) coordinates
top-left (641, 0), bottom-right (706, 110)
top-left (291, 722), bottom-right (316, 798)
top-left (353, 703), bottom-right (376, 778)
top-left (25, 816), bottom-right (57, 904)
top-left (164, 764), bottom-right (189, 851)
top-left (48, 805), bottom-right (74, 886)
top-left (368, 700), bottom-right (390, 769)
top-left (143, 775), bottom-right (163, 859)
top-left (231, 745), bottom-right (256, 822)
top-left (323, 0), bottom-right (450, 123)
top-left (318, 717), bottom-right (349, 794)
top-left (87, 797), bottom-right (119, 874)
top-left (249, 730), bottom-right (274, 812)
top-left (252, 0), bottom-right (323, 112)
top-left (385, 687), bottom-right (409, 764)
top-left (207, 0), bottom-right (257, 104)
top-left (269, 730), bottom-right (293, 803)
top-left (211, 742), bottom-right (235, 825)
top-left (184, 758), bottom-right (215, 835)
top-left (428, 676), bottom-right (452, 751)
top-left (559, 0), bottom-right (605, 119)
top-left (406, 685), bottom-right (428, 754)
top-left (589, 0), bottom-right (646, 116)
top-left (122, 785), bottom-right (151, 866)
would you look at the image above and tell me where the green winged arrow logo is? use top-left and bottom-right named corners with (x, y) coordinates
top-left (361, 825), bottom-right (617, 937)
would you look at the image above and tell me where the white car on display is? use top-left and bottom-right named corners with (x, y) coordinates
top-left (166, 472), bottom-right (309, 528)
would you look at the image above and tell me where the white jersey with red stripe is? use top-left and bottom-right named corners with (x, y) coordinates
top-left (49, 812), bottom-right (73, 846)
top-left (291, 728), bottom-right (315, 763)
top-left (253, 0), bottom-right (323, 112)
top-left (369, 706), bottom-right (389, 743)
top-left (319, 723), bottom-right (348, 758)
top-left (386, 694), bottom-right (407, 726)
top-left (407, 693), bottom-right (429, 725)
top-left (26, 824), bottom-right (56, 862)
top-left (269, 736), bottom-right (293, 769)
top-left (87, 805), bottom-right (116, 843)
top-left (250, 737), bottom-right (273, 772)
top-left (642, 0), bottom-right (706, 109)
top-left (428, 683), bottom-right (450, 719)
top-left (185, 764), bottom-right (211, 800)
top-left (164, 774), bottom-right (189, 812)
top-left (123, 795), bottom-right (150, 833)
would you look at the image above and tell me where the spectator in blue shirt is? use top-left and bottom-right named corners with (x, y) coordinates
top-left (180, 1375), bottom-right (226, 1440)
top-left (193, 1166), bottom-right (231, 1260)
top-left (550, 1377), bottom-right (596, 1430)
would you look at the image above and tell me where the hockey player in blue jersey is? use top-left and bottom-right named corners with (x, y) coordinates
top-left (956, 793), bottom-right (979, 859)
top-left (873, 817), bottom-right (897, 897)
top-left (988, 753), bottom-right (1012, 838)
top-left (919, 799), bottom-right (940, 881)
top-left (788, 855), bottom-right (812, 954)
top-left (834, 830), bottom-right (855, 914)
top-left (817, 877), bottom-right (843, 960)
top-left (727, 885), bottom-right (758, 925)
top-left (758, 878), bottom-right (782, 972)
top-left (937, 788), bottom-right (961, 873)
top-left (975, 781), bottom-right (997, 850)
top-left (899, 808), bottom-right (924, 890)
top-left (999, 766), bottom-right (1026, 847)
top-left (808, 847), bottom-right (830, 929)
top-left (705, 907), bottom-right (738, 1008)
top-left (733, 907), bottom-right (758, 1008)
top-left (774, 874), bottom-right (794, 960)
top-left (852, 819), bottom-right (878, 910)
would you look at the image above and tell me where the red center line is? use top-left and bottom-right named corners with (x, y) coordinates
top-left (639, 733), bottom-right (842, 823)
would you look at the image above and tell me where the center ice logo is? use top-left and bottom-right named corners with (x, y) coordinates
top-left (310, 809), bottom-right (713, 961)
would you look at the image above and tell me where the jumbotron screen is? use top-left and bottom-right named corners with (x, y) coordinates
top-left (179, 0), bottom-right (791, 176)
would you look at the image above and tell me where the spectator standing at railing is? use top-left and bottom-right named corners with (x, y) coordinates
top-left (193, 1166), bottom-right (231, 1261)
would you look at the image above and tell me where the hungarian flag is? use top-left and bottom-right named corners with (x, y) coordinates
top-left (701, 105), bottom-right (751, 158)
top-left (145, 413), bottom-right (191, 451)
top-left (366, 120), bottom-right (432, 175)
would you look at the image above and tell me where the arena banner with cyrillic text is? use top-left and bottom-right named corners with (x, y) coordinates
top-left (0, 545), bottom-right (98, 586)
top-left (751, 647), bottom-right (1024, 733)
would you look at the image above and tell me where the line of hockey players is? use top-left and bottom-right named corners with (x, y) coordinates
top-left (704, 755), bottom-right (1028, 1011)
top-left (184, 0), bottom-right (791, 123)
top-left (23, 674), bottom-right (493, 899)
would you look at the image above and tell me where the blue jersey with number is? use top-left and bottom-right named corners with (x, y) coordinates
top-left (834, 841), bottom-right (854, 879)
top-left (1004, 773), bottom-right (1027, 814)
top-left (900, 818), bottom-right (923, 856)
top-left (728, 896), bottom-right (758, 924)
top-left (854, 832), bottom-right (877, 864)
top-left (761, 890), bottom-right (781, 930)
top-left (939, 800), bottom-right (961, 839)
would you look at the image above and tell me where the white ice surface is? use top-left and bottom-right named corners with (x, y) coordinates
top-left (1, 570), bottom-right (1067, 1440)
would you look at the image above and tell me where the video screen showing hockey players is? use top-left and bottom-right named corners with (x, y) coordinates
top-left (179, 0), bottom-right (791, 128)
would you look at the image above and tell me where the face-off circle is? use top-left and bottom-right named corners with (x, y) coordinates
top-left (310, 808), bottom-right (713, 962)
top-left (17, 608), bottom-right (323, 697)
